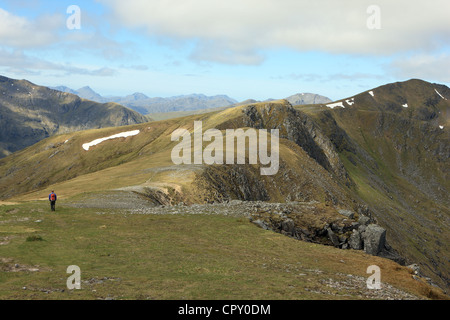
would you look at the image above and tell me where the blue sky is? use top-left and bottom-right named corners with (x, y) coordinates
top-left (0, 0), bottom-right (449, 102)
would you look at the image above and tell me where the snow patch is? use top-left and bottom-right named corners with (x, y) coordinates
top-left (326, 102), bottom-right (345, 109)
top-left (82, 130), bottom-right (140, 151)
top-left (435, 89), bottom-right (447, 100)
top-left (345, 98), bottom-right (355, 106)
top-left (439, 125), bottom-right (444, 129)
top-left (369, 91), bottom-right (374, 97)
top-left (402, 103), bottom-right (408, 108)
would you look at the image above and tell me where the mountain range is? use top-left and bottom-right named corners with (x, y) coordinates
top-left (51, 86), bottom-right (239, 115)
top-left (50, 85), bottom-right (332, 115)
top-left (1, 78), bottom-right (448, 295)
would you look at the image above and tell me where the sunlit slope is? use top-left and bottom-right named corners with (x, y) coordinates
top-left (0, 100), bottom-right (355, 211)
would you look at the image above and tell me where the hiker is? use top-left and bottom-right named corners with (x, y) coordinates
top-left (49, 190), bottom-right (57, 211)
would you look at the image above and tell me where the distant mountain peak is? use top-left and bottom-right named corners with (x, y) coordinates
top-left (285, 92), bottom-right (332, 105)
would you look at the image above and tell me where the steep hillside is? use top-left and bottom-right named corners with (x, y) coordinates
top-left (0, 76), bottom-right (147, 158)
top-left (298, 79), bottom-right (449, 290)
top-left (0, 79), bottom-right (448, 293)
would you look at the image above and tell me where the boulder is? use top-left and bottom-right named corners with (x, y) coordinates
top-left (362, 224), bottom-right (386, 255)
top-left (349, 230), bottom-right (363, 250)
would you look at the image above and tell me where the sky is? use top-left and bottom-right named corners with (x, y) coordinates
top-left (0, 0), bottom-right (449, 102)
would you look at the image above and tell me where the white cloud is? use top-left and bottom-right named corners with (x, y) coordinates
top-left (276, 72), bottom-right (384, 83)
top-left (101, 0), bottom-right (450, 64)
top-left (389, 54), bottom-right (450, 83)
top-left (0, 48), bottom-right (117, 77)
top-left (0, 8), bottom-right (133, 61)
top-left (0, 8), bottom-right (64, 48)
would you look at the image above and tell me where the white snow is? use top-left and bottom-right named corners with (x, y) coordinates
top-left (439, 125), bottom-right (444, 129)
top-left (402, 103), bottom-right (408, 108)
top-left (64, 140), bottom-right (69, 144)
top-left (326, 102), bottom-right (345, 109)
top-left (345, 98), bottom-right (355, 106)
top-left (82, 130), bottom-right (140, 151)
top-left (435, 89), bottom-right (447, 100)
top-left (369, 91), bottom-right (374, 97)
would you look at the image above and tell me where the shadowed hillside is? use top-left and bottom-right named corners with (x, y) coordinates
top-left (0, 76), bottom-right (147, 158)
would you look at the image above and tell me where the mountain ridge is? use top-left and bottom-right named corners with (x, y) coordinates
top-left (1, 78), bottom-right (448, 293)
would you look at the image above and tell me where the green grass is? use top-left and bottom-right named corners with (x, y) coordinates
top-left (1, 201), bottom-right (443, 300)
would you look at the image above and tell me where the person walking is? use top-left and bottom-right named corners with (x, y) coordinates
top-left (49, 190), bottom-right (57, 211)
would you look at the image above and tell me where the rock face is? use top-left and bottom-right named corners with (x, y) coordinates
top-left (242, 102), bottom-right (350, 184)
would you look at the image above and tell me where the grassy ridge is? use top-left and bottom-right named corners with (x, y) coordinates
top-left (0, 202), bottom-right (446, 300)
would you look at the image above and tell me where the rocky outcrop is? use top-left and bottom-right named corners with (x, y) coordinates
top-left (248, 201), bottom-right (405, 264)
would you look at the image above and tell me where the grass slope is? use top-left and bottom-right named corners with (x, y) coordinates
top-left (0, 202), bottom-right (445, 300)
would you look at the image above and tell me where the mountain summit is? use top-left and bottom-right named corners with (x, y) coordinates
top-left (285, 92), bottom-right (332, 105)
